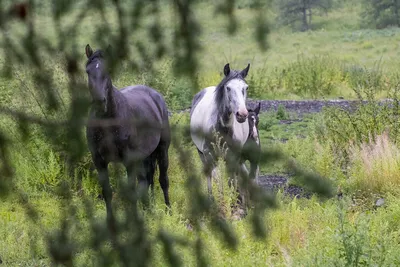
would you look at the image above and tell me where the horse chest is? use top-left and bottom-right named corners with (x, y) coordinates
top-left (92, 129), bottom-right (129, 161)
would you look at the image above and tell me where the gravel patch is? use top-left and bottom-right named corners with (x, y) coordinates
top-left (258, 174), bottom-right (312, 199)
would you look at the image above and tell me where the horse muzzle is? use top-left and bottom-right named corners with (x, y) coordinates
top-left (235, 110), bottom-right (248, 123)
top-left (91, 98), bottom-right (107, 111)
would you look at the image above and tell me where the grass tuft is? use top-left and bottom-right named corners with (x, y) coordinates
top-left (349, 132), bottom-right (400, 195)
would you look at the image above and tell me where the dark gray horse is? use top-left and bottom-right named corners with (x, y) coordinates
top-left (84, 44), bottom-right (171, 228)
top-left (190, 63), bottom-right (251, 207)
top-left (243, 102), bottom-right (261, 184)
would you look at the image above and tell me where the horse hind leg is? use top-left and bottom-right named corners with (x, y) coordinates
top-left (135, 159), bottom-right (153, 209)
top-left (157, 139), bottom-right (170, 208)
top-left (145, 152), bottom-right (157, 204)
top-left (198, 148), bottom-right (215, 199)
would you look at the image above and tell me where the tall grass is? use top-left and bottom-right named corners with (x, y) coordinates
top-left (348, 132), bottom-right (400, 195)
top-left (246, 54), bottom-right (396, 100)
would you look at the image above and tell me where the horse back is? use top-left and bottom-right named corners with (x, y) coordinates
top-left (120, 85), bottom-right (170, 155)
top-left (189, 87), bottom-right (218, 152)
top-left (120, 85), bottom-right (169, 124)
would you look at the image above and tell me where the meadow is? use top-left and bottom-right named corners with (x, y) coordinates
top-left (2, 0), bottom-right (400, 266)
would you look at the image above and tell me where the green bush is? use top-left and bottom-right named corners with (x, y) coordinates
top-left (280, 54), bottom-right (340, 98)
top-left (276, 104), bottom-right (289, 120)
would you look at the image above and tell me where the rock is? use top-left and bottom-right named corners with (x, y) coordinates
top-left (186, 223), bottom-right (193, 231)
top-left (375, 198), bottom-right (385, 208)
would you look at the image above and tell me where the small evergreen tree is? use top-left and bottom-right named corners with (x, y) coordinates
top-left (277, 0), bottom-right (333, 31)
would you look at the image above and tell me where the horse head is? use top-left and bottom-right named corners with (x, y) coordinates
top-left (221, 63), bottom-right (250, 123)
top-left (248, 102), bottom-right (261, 141)
top-left (85, 44), bottom-right (113, 114)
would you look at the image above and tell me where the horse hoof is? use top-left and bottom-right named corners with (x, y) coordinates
top-left (165, 205), bottom-right (172, 215)
top-left (231, 207), bottom-right (247, 220)
top-left (186, 223), bottom-right (193, 231)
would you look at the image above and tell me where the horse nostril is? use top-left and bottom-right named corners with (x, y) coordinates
top-left (237, 111), bottom-right (248, 118)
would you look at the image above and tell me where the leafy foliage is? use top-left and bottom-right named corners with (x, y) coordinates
top-left (6, 0), bottom-right (398, 266)
top-left (0, 0), bottom-right (334, 266)
top-left (361, 0), bottom-right (400, 29)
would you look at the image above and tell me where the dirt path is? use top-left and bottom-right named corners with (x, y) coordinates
top-left (172, 99), bottom-right (391, 116)
top-left (246, 98), bottom-right (393, 117)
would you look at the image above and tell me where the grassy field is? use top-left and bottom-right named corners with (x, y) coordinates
top-left (2, 0), bottom-right (400, 266)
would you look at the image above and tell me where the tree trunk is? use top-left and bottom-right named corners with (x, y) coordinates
top-left (302, 6), bottom-right (308, 31)
top-left (395, 0), bottom-right (400, 27)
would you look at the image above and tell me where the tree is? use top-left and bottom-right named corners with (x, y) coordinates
top-left (362, 0), bottom-right (400, 29)
top-left (277, 0), bottom-right (333, 31)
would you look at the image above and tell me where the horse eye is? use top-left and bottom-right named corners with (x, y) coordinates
top-left (242, 89), bottom-right (245, 95)
top-left (227, 87), bottom-right (231, 92)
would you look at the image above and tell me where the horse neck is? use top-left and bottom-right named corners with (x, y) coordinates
top-left (105, 85), bottom-right (123, 118)
top-left (219, 109), bottom-right (233, 129)
top-left (216, 104), bottom-right (234, 141)
top-left (216, 89), bottom-right (232, 128)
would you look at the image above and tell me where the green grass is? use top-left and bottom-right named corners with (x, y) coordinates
top-left (3, 1), bottom-right (400, 102)
top-left (3, 0), bottom-right (400, 265)
top-left (3, 186), bottom-right (400, 266)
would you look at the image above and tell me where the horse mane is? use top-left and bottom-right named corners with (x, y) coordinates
top-left (215, 70), bottom-right (247, 115)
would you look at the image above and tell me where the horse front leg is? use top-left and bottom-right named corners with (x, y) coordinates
top-left (250, 162), bottom-right (260, 185)
top-left (94, 159), bottom-right (116, 235)
top-left (198, 148), bottom-right (215, 199)
top-left (238, 163), bottom-right (250, 209)
top-left (125, 163), bottom-right (138, 206)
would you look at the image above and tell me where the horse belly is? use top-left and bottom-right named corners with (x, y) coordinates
top-left (190, 87), bottom-right (216, 153)
top-left (135, 133), bottom-right (160, 158)
top-left (97, 142), bottom-right (124, 163)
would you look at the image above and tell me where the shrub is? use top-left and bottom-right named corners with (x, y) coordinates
top-left (276, 104), bottom-right (289, 120)
top-left (342, 60), bottom-right (387, 95)
top-left (280, 54), bottom-right (340, 98)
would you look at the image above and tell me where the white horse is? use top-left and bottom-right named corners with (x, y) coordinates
top-left (190, 63), bottom-right (252, 207)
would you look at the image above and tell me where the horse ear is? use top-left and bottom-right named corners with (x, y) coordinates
top-left (223, 63), bottom-right (230, 76)
top-left (255, 102), bottom-right (261, 115)
top-left (85, 44), bottom-right (93, 58)
top-left (240, 63), bottom-right (250, 78)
